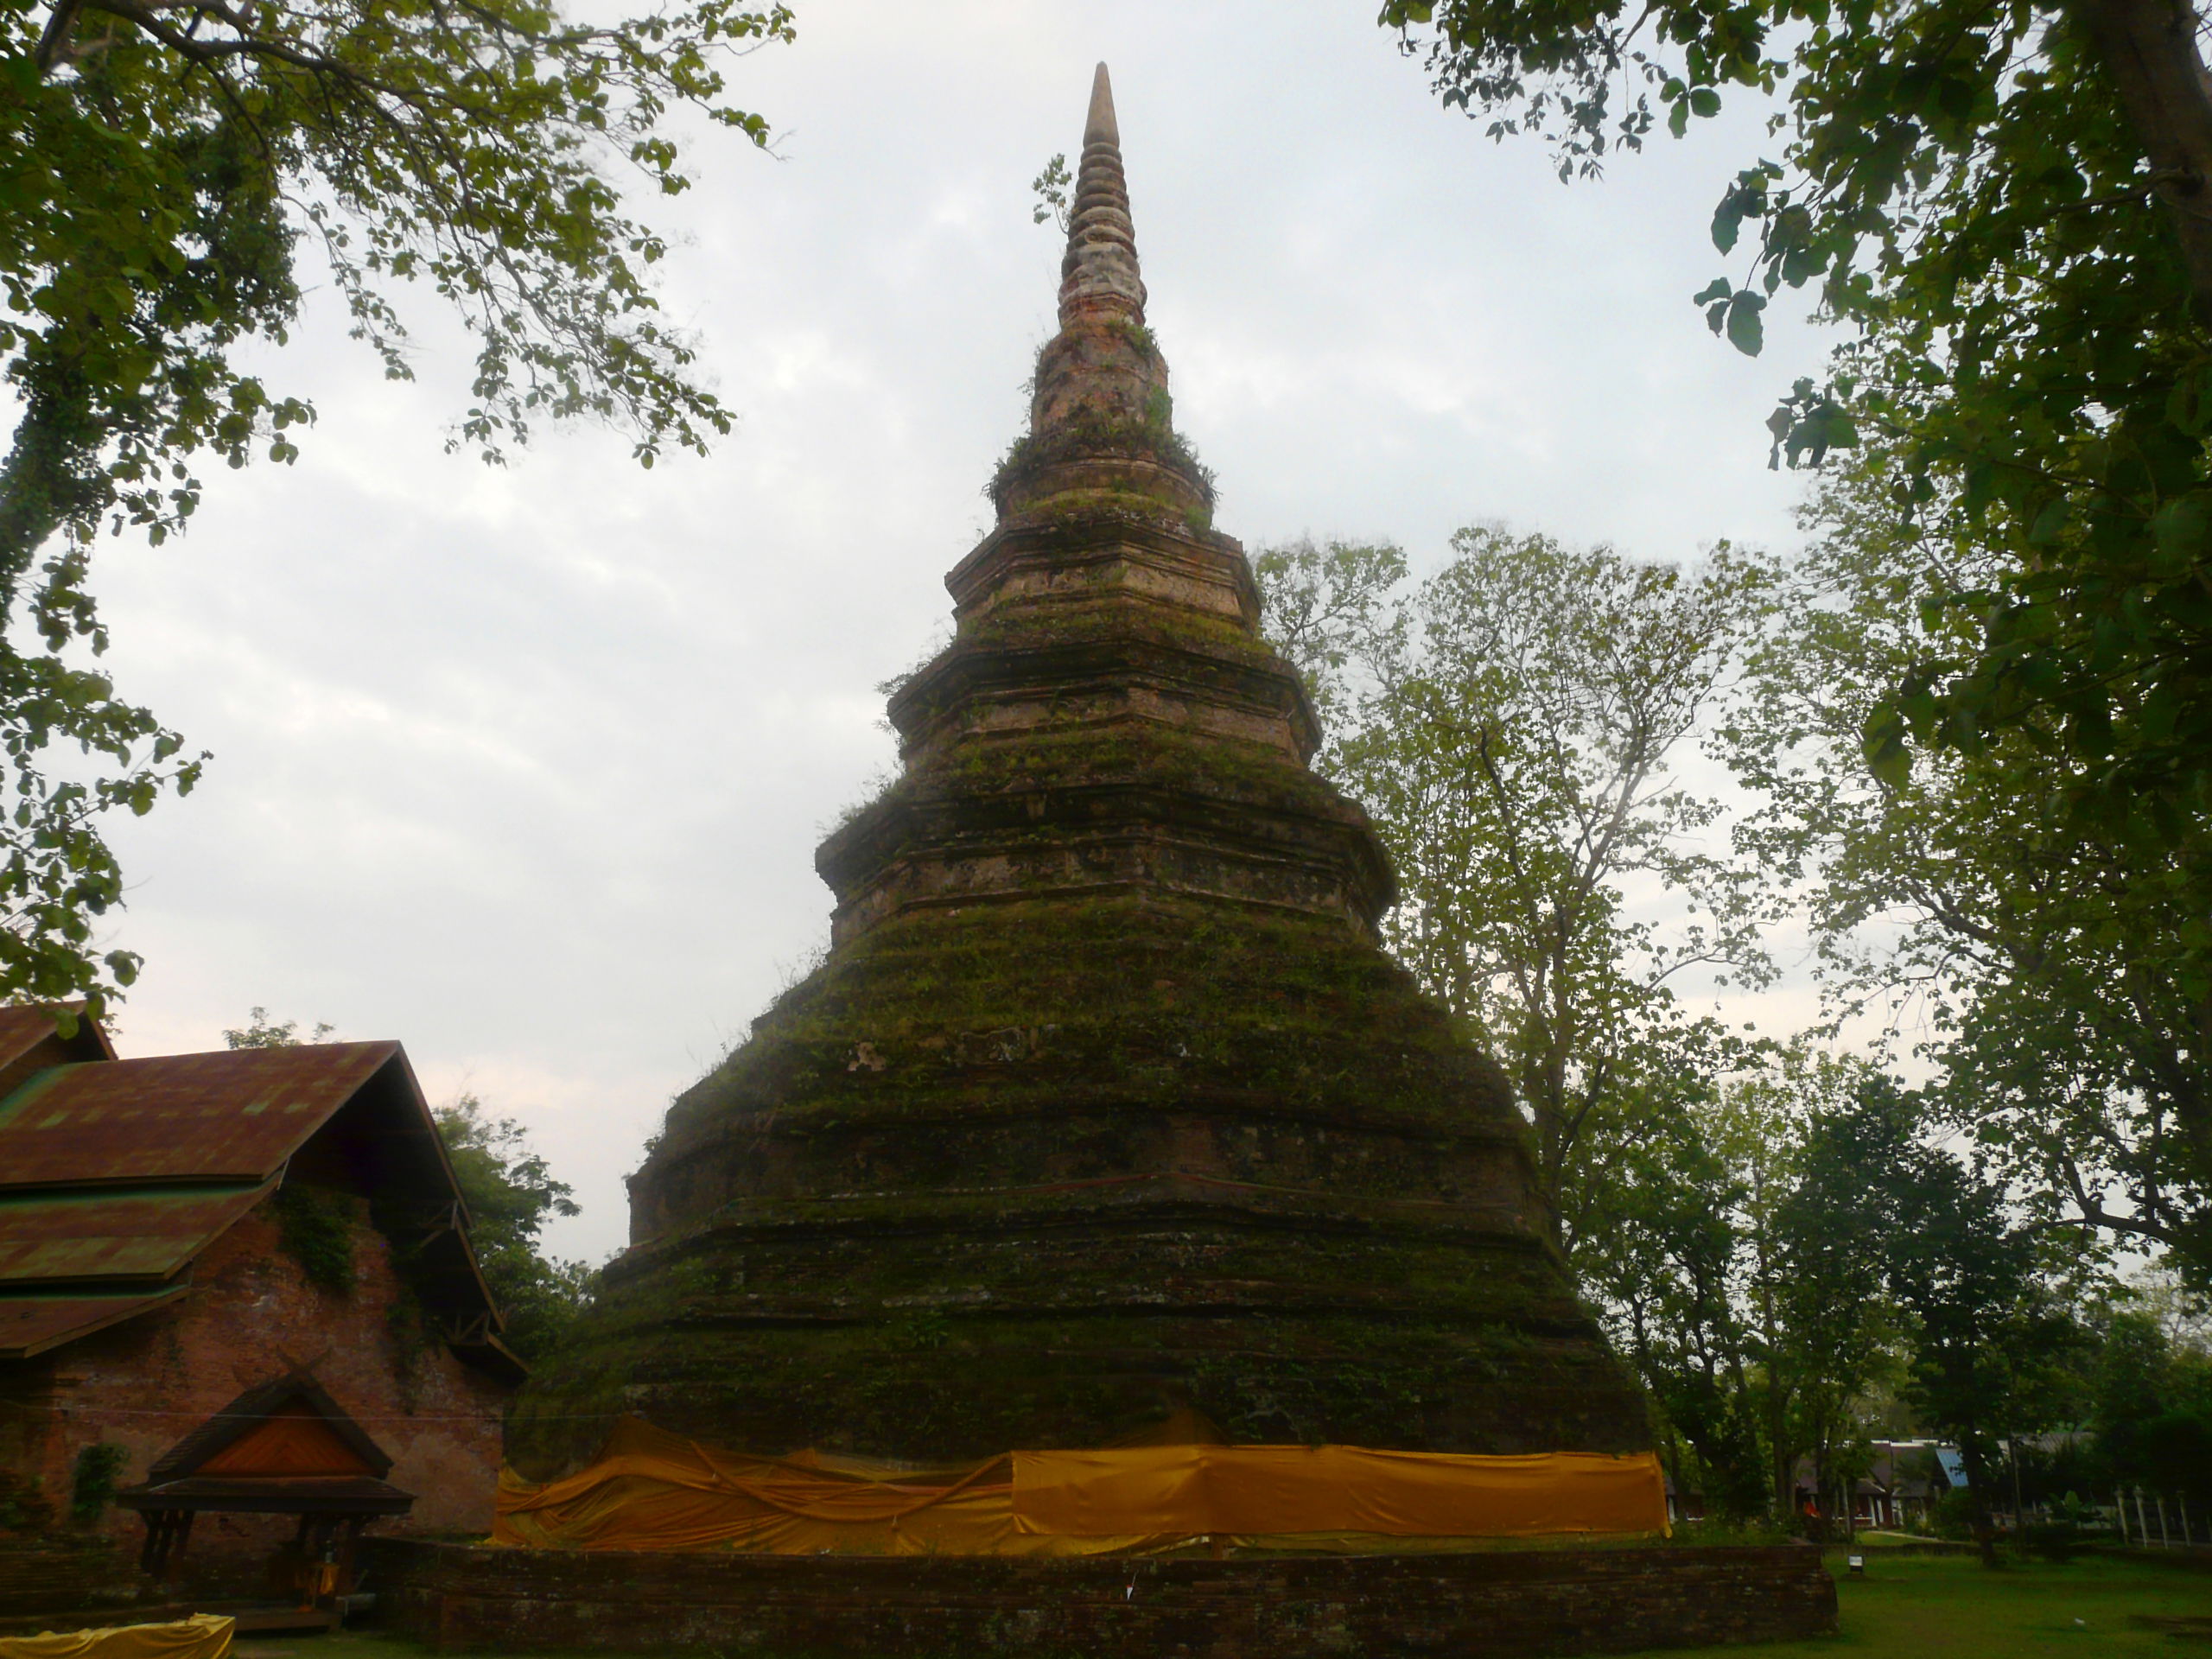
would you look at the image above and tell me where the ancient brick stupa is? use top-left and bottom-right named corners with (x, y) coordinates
top-left (506, 66), bottom-right (1647, 1481)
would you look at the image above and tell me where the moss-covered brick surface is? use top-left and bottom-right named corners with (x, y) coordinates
top-left (666, 898), bottom-right (1508, 1136)
top-left (512, 1294), bottom-right (1645, 1472)
top-left (366, 1536), bottom-right (1840, 1657)
top-left (506, 893), bottom-right (1650, 1478)
top-left (507, 281), bottom-right (1652, 1489)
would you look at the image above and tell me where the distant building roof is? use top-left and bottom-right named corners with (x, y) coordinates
top-left (0, 1009), bottom-right (522, 1382)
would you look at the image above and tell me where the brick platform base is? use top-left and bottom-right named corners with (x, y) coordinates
top-left (0, 1539), bottom-right (143, 1621)
top-left (363, 1537), bottom-right (1837, 1656)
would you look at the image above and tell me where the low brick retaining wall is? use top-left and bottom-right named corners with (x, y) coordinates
top-left (0, 1539), bottom-right (141, 1620)
top-left (363, 1538), bottom-right (1836, 1657)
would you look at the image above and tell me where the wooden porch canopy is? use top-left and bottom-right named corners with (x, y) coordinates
top-left (115, 1373), bottom-right (414, 1576)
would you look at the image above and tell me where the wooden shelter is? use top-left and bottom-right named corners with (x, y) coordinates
top-left (0, 1007), bottom-right (520, 1580)
top-left (117, 1373), bottom-right (411, 1587)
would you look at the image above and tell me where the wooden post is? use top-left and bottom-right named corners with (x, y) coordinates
top-left (2137, 1486), bottom-right (2154, 1548)
top-left (2159, 1492), bottom-right (2173, 1548)
top-left (340, 1515), bottom-right (366, 1599)
top-left (2117, 1489), bottom-right (2130, 1544)
top-left (2010, 1434), bottom-right (2024, 1540)
top-left (2183, 1491), bottom-right (2194, 1547)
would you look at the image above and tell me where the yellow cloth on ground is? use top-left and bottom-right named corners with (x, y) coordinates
top-left (494, 1418), bottom-right (1666, 1554)
top-left (0, 1615), bottom-right (234, 1659)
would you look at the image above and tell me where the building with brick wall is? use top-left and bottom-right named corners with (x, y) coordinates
top-left (0, 1007), bottom-right (521, 1586)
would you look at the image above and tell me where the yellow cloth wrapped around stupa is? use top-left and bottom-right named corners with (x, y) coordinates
top-left (493, 1418), bottom-right (1666, 1555)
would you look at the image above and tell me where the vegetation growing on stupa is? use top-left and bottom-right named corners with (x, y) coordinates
top-left (507, 64), bottom-right (1649, 1486)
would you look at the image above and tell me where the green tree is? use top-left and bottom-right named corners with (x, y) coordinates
top-left (1249, 537), bottom-right (1410, 755)
top-left (224, 1006), bottom-right (335, 1048)
top-left (223, 1010), bottom-right (591, 1357)
top-left (1727, 468), bottom-right (2212, 1269)
top-left (1577, 1074), bottom-right (1772, 1520)
top-left (3, 0), bottom-right (794, 1015)
top-left (1583, 1045), bottom-right (1900, 1529)
top-left (1766, 1058), bottom-right (1897, 1531)
top-left (1380, 0), bottom-right (2212, 847)
top-left (1258, 527), bottom-right (1771, 1243)
top-left (1814, 1073), bottom-right (2088, 1564)
top-left (431, 1093), bottom-right (592, 1361)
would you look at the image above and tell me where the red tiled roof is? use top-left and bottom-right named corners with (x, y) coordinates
top-left (0, 1286), bottom-right (189, 1357)
top-left (0, 1017), bottom-right (519, 1379)
top-left (0, 1043), bottom-right (399, 1188)
top-left (0, 1182), bottom-right (276, 1285)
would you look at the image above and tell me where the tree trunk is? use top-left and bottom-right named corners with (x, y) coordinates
top-left (1958, 1439), bottom-right (2005, 1568)
top-left (2078, 0), bottom-right (2212, 322)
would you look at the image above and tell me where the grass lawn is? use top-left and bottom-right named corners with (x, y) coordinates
top-left (230, 1549), bottom-right (2212, 1658)
top-left (1611, 1549), bottom-right (2212, 1658)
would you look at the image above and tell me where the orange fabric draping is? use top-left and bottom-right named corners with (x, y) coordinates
top-left (493, 1418), bottom-right (1176, 1556)
top-left (0, 1616), bottom-right (234, 1659)
top-left (1012, 1445), bottom-right (1668, 1539)
top-left (495, 1419), bottom-right (1667, 1554)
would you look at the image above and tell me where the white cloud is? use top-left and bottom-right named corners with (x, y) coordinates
top-left (81, 0), bottom-right (1834, 1262)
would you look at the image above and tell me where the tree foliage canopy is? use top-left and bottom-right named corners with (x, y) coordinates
top-left (1258, 528), bottom-right (1770, 1243)
top-left (1725, 459), bottom-right (2212, 1268)
top-left (1, 0), bottom-right (792, 1014)
top-left (1382, 0), bottom-right (2212, 849)
top-left (432, 1091), bottom-right (593, 1361)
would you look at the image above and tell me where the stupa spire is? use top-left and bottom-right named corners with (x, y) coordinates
top-left (505, 60), bottom-right (1650, 1490)
top-left (1058, 62), bottom-right (1147, 327)
top-left (997, 65), bottom-right (1198, 521)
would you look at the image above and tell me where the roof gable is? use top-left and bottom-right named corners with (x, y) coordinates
top-left (196, 1406), bottom-right (378, 1478)
top-left (0, 1005), bottom-right (114, 1102)
top-left (148, 1373), bottom-right (394, 1484)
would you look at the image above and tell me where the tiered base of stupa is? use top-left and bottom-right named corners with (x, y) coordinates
top-left (505, 55), bottom-right (1657, 1490)
top-left (505, 892), bottom-right (1648, 1478)
top-left (434, 61), bottom-right (1836, 1656)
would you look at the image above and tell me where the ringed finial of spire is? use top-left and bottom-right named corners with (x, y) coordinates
top-left (1058, 62), bottom-right (1147, 327)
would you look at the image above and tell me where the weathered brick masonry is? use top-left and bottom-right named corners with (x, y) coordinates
top-left (0, 1023), bottom-right (519, 1597)
top-left (12, 1211), bottom-right (509, 1557)
top-left (0, 1539), bottom-right (131, 1618)
top-left (365, 1539), bottom-right (1836, 1658)
top-left (506, 59), bottom-right (1649, 1490)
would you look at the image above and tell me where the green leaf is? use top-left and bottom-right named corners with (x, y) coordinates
top-left (2150, 495), bottom-right (2212, 570)
top-left (1725, 291), bottom-right (1766, 357)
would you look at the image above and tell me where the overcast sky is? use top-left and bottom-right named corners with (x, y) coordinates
top-left (83, 0), bottom-right (1833, 1263)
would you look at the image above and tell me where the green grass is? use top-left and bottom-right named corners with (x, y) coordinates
top-left (233, 1550), bottom-right (2212, 1657)
top-left (1616, 1550), bottom-right (2212, 1658)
